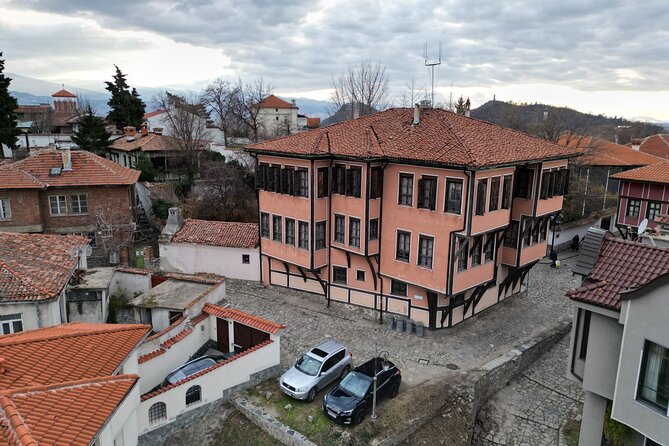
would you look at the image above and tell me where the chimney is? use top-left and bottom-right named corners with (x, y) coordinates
top-left (140, 123), bottom-right (148, 136)
top-left (160, 207), bottom-right (184, 242)
top-left (153, 127), bottom-right (163, 135)
top-left (465, 98), bottom-right (471, 117)
top-left (543, 108), bottom-right (549, 121)
top-left (353, 102), bottom-right (360, 120)
top-left (413, 103), bottom-right (421, 125)
top-left (124, 126), bottom-right (136, 141)
top-left (59, 147), bottom-right (72, 171)
top-left (291, 99), bottom-right (296, 107)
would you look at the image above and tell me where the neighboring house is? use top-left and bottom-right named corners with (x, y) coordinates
top-left (143, 109), bottom-right (226, 147)
top-left (0, 322), bottom-right (150, 445)
top-left (130, 272), bottom-right (226, 332)
top-left (107, 126), bottom-right (207, 182)
top-left (246, 106), bottom-right (581, 329)
top-left (610, 162), bottom-right (669, 243)
top-left (66, 267), bottom-right (115, 323)
top-left (255, 95), bottom-right (299, 138)
top-left (568, 228), bottom-right (669, 446)
top-left (0, 148), bottom-right (141, 263)
top-left (159, 208), bottom-right (260, 280)
top-left (0, 232), bottom-right (89, 333)
top-left (637, 134), bottom-right (669, 160)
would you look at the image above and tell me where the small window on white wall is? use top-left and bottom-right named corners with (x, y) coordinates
top-left (242, 254), bottom-right (250, 264)
top-left (185, 385), bottom-right (202, 406)
top-left (148, 402), bottom-right (167, 424)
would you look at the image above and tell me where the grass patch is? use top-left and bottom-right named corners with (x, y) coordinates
top-left (211, 410), bottom-right (281, 446)
top-left (562, 419), bottom-right (580, 446)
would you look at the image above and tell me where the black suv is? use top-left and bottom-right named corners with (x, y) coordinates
top-left (322, 357), bottom-right (401, 425)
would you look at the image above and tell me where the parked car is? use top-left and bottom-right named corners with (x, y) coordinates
top-left (280, 340), bottom-right (352, 402)
top-left (322, 357), bottom-right (401, 425)
top-left (162, 355), bottom-right (226, 386)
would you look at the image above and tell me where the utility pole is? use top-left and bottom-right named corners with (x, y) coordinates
top-left (424, 42), bottom-right (442, 108)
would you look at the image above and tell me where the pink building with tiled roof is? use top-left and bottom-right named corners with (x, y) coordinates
top-left (246, 106), bottom-right (582, 329)
top-left (567, 228), bottom-right (669, 445)
top-left (159, 209), bottom-right (260, 281)
top-left (0, 148), bottom-right (140, 260)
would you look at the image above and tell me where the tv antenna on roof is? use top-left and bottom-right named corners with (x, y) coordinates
top-left (424, 41), bottom-right (442, 109)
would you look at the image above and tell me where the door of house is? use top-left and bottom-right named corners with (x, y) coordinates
top-left (233, 322), bottom-right (270, 353)
top-left (216, 318), bottom-right (230, 353)
top-left (427, 291), bottom-right (438, 330)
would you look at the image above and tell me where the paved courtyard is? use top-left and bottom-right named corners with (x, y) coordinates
top-left (472, 334), bottom-right (584, 445)
top-left (225, 256), bottom-right (582, 388)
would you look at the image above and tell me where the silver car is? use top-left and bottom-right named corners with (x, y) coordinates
top-left (280, 340), bottom-right (352, 402)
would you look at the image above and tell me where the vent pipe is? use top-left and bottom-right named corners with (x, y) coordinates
top-left (413, 103), bottom-right (421, 125)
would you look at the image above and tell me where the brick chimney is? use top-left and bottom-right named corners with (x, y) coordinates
top-left (465, 98), bottom-right (471, 117)
top-left (140, 123), bottom-right (148, 136)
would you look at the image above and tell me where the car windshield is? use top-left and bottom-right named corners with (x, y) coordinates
top-left (295, 354), bottom-right (323, 376)
top-left (339, 372), bottom-right (371, 398)
top-left (168, 358), bottom-right (216, 384)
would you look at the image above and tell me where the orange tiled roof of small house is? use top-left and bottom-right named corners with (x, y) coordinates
top-left (0, 149), bottom-right (140, 189)
top-left (257, 95), bottom-right (297, 109)
top-left (171, 219), bottom-right (259, 249)
top-left (638, 134), bottom-right (669, 159)
top-left (0, 232), bottom-right (89, 303)
top-left (247, 107), bottom-right (582, 168)
top-left (610, 162), bottom-right (669, 185)
top-left (558, 134), bottom-right (666, 167)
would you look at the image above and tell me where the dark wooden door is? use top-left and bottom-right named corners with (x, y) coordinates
top-left (233, 322), bottom-right (270, 353)
top-left (217, 318), bottom-right (230, 353)
top-left (427, 291), bottom-right (438, 330)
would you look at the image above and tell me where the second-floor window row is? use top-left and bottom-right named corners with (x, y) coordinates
top-left (539, 168), bottom-right (568, 199)
top-left (457, 233), bottom-right (497, 271)
top-left (333, 165), bottom-right (362, 198)
top-left (261, 213), bottom-right (314, 250)
top-left (256, 164), bottom-right (309, 197)
top-left (49, 194), bottom-right (88, 216)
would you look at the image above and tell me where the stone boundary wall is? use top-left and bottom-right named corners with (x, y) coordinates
top-left (138, 365), bottom-right (281, 446)
top-left (233, 398), bottom-right (318, 446)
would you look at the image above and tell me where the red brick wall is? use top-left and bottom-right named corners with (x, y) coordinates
top-left (39, 186), bottom-right (135, 233)
top-left (0, 190), bottom-right (43, 229)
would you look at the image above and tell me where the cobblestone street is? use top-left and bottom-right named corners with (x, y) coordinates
top-left (472, 334), bottom-right (584, 445)
top-left (225, 255), bottom-right (582, 388)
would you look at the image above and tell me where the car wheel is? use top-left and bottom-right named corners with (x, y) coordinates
top-left (306, 387), bottom-right (317, 403)
top-left (340, 365), bottom-right (351, 379)
top-left (389, 381), bottom-right (400, 399)
top-left (354, 406), bottom-right (366, 425)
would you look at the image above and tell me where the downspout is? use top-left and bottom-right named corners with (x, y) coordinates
top-left (581, 167), bottom-right (590, 217)
top-left (603, 168), bottom-right (610, 211)
top-left (376, 162), bottom-right (388, 324)
top-left (310, 159), bottom-right (315, 271)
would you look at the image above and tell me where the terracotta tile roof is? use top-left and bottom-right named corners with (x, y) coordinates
top-left (160, 326), bottom-right (193, 348)
top-left (138, 348), bottom-right (166, 364)
top-left (0, 149), bottom-right (140, 189)
top-left (203, 303), bottom-right (284, 334)
top-left (639, 134), bottom-right (669, 159)
top-left (558, 134), bottom-right (665, 167)
top-left (609, 162), bottom-right (669, 185)
top-left (108, 132), bottom-right (186, 153)
top-left (190, 312), bottom-right (209, 326)
top-left (0, 375), bottom-right (137, 446)
top-left (258, 95), bottom-right (297, 109)
top-left (15, 105), bottom-right (51, 115)
top-left (143, 110), bottom-right (166, 119)
top-left (145, 316), bottom-right (186, 342)
top-left (0, 322), bottom-right (150, 389)
top-left (141, 339), bottom-right (273, 401)
top-left (0, 232), bottom-right (89, 303)
top-left (247, 108), bottom-right (580, 168)
top-left (306, 117), bottom-right (321, 129)
top-left (51, 89), bottom-right (77, 98)
top-left (567, 232), bottom-right (669, 310)
top-left (114, 266), bottom-right (152, 276)
top-left (171, 219), bottom-right (260, 249)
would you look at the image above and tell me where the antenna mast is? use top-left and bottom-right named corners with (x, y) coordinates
top-left (424, 41), bottom-right (442, 108)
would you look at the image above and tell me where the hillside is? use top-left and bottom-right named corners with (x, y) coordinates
top-left (471, 101), bottom-right (666, 143)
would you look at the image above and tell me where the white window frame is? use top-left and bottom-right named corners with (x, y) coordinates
top-left (49, 195), bottom-right (67, 215)
top-left (70, 194), bottom-right (88, 214)
top-left (0, 313), bottom-right (23, 334)
top-left (0, 198), bottom-right (10, 220)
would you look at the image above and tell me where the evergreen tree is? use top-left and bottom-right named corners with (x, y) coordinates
top-left (134, 151), bottom-right (158, 182)
top-left (455, 95), bottom-right (467, 115)
top-left (0, 52), bottom-right (20, 151)
top-left (72, 104), bottom-right (112, 155)
top-left (105, 65), bottom-right (145, 130)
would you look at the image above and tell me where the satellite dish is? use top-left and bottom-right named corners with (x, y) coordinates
top-left (638, 218), bottom-right (649, 235)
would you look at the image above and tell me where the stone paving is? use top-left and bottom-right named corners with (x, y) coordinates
top-left (471, 334), bottom-right (584, 446)
top-left (225, 255), bottom-right (582, 388)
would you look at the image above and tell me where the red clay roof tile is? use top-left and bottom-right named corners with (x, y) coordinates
top-left (558, 134), bottom-right (665, 167)
top-left (171, 219), bottom-right (259, 249)
top-left (258, 95), bottom-right (297, 109)
top-left (203, 303), bottom-right (284, 334)
top-left (639, 134), bottom-right (669, 159)
top-left (108, 132), bottom-right (190, 153)
top-left (143, 109), bottom-right (166, 119)
top-left (247, 108), bottom-right (581, 168)
top-left (0, 149), bottom-right (139, 189)
top-left (51, 89), bottom-right (77, 98)
top-left (567, 233), bottom-right (669, 310)
top-left (609, 162), bottom-right (669, 185)
top-left (0, 233), bottom-right (89, 303)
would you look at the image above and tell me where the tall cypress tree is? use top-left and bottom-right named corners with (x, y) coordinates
top-left (72, 104), bottom-right (112, 155)
top-left (105, 65), bottom-right (145, 130)
top-left (0, 52), bottom-right (20, 151)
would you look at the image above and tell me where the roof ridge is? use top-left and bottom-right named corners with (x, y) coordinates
top-left (434, 111), bottom-right (476, 165)
top-left (0, 394), bottom-right (36, 446)
top-left (0, 163), bottom-right (47, 189)
top-left (0, 324), bottom-right (151, 347)
top-left (0, 374), bottom-right (139, 397)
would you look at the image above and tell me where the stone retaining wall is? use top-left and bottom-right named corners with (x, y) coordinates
top-left (138, 365), bottom-right (281, 446)
top-left (233, 398), bottom-right (318, 446)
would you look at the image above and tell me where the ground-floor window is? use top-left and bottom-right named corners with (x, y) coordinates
top-left (332, 266), bottom-right (347, 284)
top-left (390, 279), bottom-right (407, 297)
top-left (0, 313), bottom-right (23, 334)
top-left (356, 270), bottom-right (365, 281)
top-left (186, 385), bottom-right (202, 406)
top-left (637, 340), bottom-right (669, 412)
top-left (149, 402), bottom-right (167, 424)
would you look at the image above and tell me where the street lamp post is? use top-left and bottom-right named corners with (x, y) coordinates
top-left (550, 212), bottom-right (563, 253)
top-left (371, 347), bottom-right (389, 424)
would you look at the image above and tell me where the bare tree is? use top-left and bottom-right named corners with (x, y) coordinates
top-left (399, 79), bottom-right (426, 108)
top-left (532, 107), bottom-right (580, 142)
top-left (328, 60), bottom-right (390, 120)
top-left (201, 79), bottom-right (242, 146)
top-left (231, 77), bottom-right (273, 142)
top-left (155, 92), bottom-right (209, 185)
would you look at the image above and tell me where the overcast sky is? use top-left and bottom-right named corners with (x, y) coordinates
top-left (1, 0), bottom-right (668, 120)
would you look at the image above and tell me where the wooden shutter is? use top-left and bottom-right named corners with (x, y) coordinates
top-left (417, 179), bottom-right (425, 208)
top-left (429, 178), bottom-right (437, 210)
